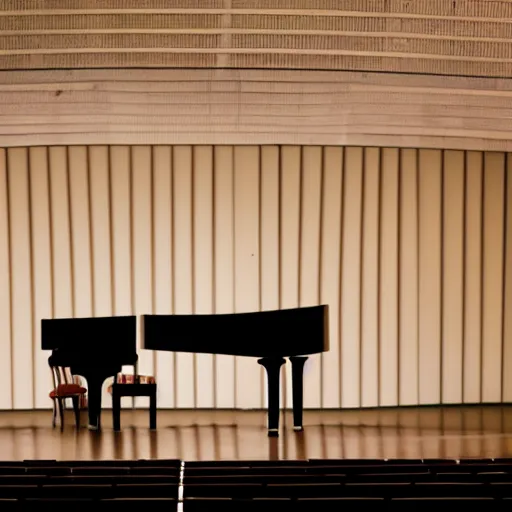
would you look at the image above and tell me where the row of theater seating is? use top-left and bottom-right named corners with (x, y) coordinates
top-left (0, 458), bottom-right (511, 509)
top-left (0, 459), bottom-right (179, 509)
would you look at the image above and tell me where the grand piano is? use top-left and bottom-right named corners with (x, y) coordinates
top-left (41, 316), bottom-right (138, 430)
top-left (142, 304), bottom-right (329, 436)
top-left (40, 305), bottom-right (329, 435)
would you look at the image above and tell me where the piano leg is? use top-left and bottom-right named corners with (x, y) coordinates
top-left (85, 375), bottom-right (104, 430)
top-left (289, 356), bottom-right (308, 432)
top-left (258, 357), bottom-right (286, 437)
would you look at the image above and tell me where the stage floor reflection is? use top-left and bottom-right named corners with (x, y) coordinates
top-left (0, 406), bottom-right (511, 461)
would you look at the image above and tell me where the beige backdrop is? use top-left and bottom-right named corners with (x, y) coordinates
top-left (0, 144), bottom-right (511, 410)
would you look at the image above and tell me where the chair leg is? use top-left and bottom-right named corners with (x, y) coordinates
top-left (72, 396), bottom-right (80, 429)
top-left (112, 388), bottom-right (121, 432)
top-left (52, 400), bottom-right (57, 428)
top-left (57, 398), bottom-right (65, 430)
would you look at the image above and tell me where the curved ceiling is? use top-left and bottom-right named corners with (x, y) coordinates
top-left (1, 1), bottom-right (512, 150)
top-left (1, 0), bottom-right (511, 77)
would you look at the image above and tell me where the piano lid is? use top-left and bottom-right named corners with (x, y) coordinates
top-left (141, 305), bottom-right (329, 358)
top-left (41, 315), bottom-right (137, 363)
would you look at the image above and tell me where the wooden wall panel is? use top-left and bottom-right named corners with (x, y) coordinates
top-left (379, 148), bottom-right (399, 406)
top-left (48, 147), bottom-right (73, 320)
top-left (90, 145), bottom-right (115, 407)
top-left (320, 147), bottom-right (343, 409)
top-left (131, 146), bottom-right (153, 407)
top-left (29, 147), bottom-right (54, 409)
top-left (213, 146), bottom-right (236, 409)
top-left (463, 152), bottom-right (484, 403)
top-left (0, 149), bottom-right (11, 410)
top-left (109, 146), bottom-right (133, 408)
top-left (503, 156), bottom-right (512, 402)
top-left (7, 148), bottom-right (33, 409)
top-left (193, 146), bottom-right (214, 408)
top-left (280, 146), bottom-right (301, 409)
top-left (259, 146), bottom-right (279, 410)
top-left (172, 147), bottom-right (195, 409)
top-left (0, 144), bottom-right (510, 410)
top-left (233, 146), bottom-right (262, 409)
top-left (481, 153), bottom-right (505, 403)
top-left (418, 149), bottom-right (442, 405)
top-left (152, 146), bottom-right (174, 409)
top-left (441, 150), bottom-right (465, 404)
top-left (340, 147), bottom-right (363, 408)
top-left (398, 149), bottom-right (419, 406)
top-left (299, 146), bottom-right (323, 409)
top-left (360, 148), bottom-right (379, 408)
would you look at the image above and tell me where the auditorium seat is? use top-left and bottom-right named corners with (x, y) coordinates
top-left (0, 485), bottom-right (38, 499)
top-left (115, 483), bottom-right (179, 498)
top-left (26, 466), bottom-right (71, 475)
top-left (71, 466), bottom-right (131, 475)
top-left (39, 484), bottom-right (114, 499)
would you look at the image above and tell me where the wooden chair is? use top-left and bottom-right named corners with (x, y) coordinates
top-left (48, 360), bottom-right (87, 430)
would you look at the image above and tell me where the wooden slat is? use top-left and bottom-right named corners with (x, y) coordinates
top-left (481, 152), bottom-right (505, 403)
top-left (441, 150), bottom-right (464, 404)
top-left (29, 147), bottom-right (54, 409)
top-left (88, 146), bottom-right (115, 407)
top-left (398, 149), bottom-right (418, 406)
top-left (7, 148), bottom-right (33, 409)
top-left (67, 146), bottom-right (93, 319)
top-left (213, 146), bottom-right (235, 409)
top-left (320, 146), bottom-right (343, 409)
top-left (279, 145), bottom-right (301, 409)
top-left (379, 148), bottom-right (399, 407)
top-left (0, 149), bottom-right (12, 410)
top-left (418, 149), bottom-right (442, 405)
top-left (340, 146), bottom-right (363, 408)
top-left (360, 147), bottom-right (380, 408)
top-left (48, 147), bottom-right (73, 319)
top-left (110, 146), bottom-right (133, 318)
top-left (259, 145), bottom-right (280, 409)
top-left (109, 146), bottom-right (133, 408)
top-left (131, 146), bottom-right (156, 407)
top-left (233, 146), bottom-right (261, 409)
top-left (152, 145), bottom-right (174, 408)
top-left (300, 146), bottom-right (322, 409)
top-left (172, 146), bottom-right (195, 408)
top-left (463, 151), bottom-right (484, 403)
top-left (193, 145), bottom-right (214, 408)
top-left (503, 155), bottom-right (512, 402)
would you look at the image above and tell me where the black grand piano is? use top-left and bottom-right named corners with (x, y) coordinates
top-left (41, 305), bottom-right (329, 435)
top-left (41, 316), bottom-right (137, 430)
top-left (142, 304), bottom-right (329, 435)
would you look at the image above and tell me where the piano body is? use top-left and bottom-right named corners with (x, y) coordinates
top-left (41, 316), bottom-right (138, 429)
top-left (142, 304), bottom-right (329, 436)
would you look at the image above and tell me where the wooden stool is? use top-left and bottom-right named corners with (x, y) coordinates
top-left (111, 376), bottom-right (157, 431)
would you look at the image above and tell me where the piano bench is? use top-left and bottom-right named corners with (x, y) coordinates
top-left (111, 383), bottom-right (157, 431)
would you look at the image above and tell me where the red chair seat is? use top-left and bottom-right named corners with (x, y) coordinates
top-left (49, 383), bottom-right (87, 398)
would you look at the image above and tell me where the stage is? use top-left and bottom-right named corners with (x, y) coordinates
top-left (0, 406), bottom-right (511, 462)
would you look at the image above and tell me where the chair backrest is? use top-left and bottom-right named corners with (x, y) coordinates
top-left (49, 363), bottom-right (73, 390)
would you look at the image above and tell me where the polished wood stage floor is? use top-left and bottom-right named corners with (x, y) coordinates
top-left (0, 406), bottom-right (511, 462)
